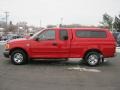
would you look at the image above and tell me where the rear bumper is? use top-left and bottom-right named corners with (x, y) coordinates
top-left (3, 50), bottom-right (10, 58)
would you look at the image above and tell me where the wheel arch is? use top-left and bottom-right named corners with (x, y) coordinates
top-left (10, 47), bottom-right (29, 58)
top-left (83, 49), bottom-right (103, 59)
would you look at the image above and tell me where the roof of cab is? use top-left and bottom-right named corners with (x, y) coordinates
top-left (47, 28), bottom-right (109, 31)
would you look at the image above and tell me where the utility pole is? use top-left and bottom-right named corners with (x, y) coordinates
top-left (4, 11), bottom-right (9, 26)
top-left (59, 17), bottom-right (63, 27)
top-left (60, 17), bottom-right (63, 25)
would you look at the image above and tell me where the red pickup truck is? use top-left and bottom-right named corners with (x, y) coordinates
top-left (3, 28), bottom-right (116, 66)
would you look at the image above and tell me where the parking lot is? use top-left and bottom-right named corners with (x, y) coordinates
top-left (0, 44), bottom-right (120, 90)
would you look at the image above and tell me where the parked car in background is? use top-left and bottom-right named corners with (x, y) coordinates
top-left (1, 34), bottom-right (23, 41)
top-left (1, 36), bottom-right (8, 41)
top-left (7, 34), bottom-right (23, 41)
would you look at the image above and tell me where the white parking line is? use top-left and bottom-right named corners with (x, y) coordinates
top-left (68, 67), bottom-right (101, 72)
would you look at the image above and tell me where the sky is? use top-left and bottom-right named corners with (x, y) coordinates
top-left (0, 0), bottom-right (120, 27)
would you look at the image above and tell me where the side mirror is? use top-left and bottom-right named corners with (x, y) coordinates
top-left (35, 37), bottom-right (39, 41)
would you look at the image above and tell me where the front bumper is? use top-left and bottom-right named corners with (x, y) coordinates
top-left (3, 50), bottom-right (10, 58)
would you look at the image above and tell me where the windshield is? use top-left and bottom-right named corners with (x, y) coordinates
top-left (30, 29), bottom-right (45, 39)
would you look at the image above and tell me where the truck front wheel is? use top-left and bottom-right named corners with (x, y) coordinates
top-left (11, 50), bottom-right (28, 65)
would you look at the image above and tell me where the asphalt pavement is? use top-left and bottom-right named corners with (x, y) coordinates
top-left (0, 45), bottom-right (120, 90)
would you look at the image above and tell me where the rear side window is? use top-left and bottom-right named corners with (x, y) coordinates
top-left (60, 30), bottom-right (68, 40)
top-left (76, 30), bottom-right (106, 38)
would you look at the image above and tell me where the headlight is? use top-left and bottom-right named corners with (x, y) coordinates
top-left (5, 43), bottom-right (10, 50)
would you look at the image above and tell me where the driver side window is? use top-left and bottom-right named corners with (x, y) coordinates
top-left (38, 30), bottom-right (55, 40)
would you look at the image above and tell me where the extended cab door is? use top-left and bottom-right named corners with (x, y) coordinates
top-left (57, 29), bottom-right (71, 57)
top-left (30, 29), bottom-right (70, 58)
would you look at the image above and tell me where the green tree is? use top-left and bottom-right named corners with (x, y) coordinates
top-left (100, 13), bottom-right (113, 30)
top-left (113, 15), bottom-right (120, 32)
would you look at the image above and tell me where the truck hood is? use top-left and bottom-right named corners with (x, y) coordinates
top-left (8, 38), bottom-right (29, 43)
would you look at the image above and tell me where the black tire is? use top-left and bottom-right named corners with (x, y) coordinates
top-left (11, 49), bottom-right (28, 65)
top-left (84, 52), bottom-right (101, 66)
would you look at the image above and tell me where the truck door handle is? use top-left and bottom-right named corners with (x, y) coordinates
top-left (52, 42), bottom-right (58, 46)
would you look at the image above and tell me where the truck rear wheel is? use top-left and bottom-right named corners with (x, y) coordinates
top-left (11, 49), bottom-right (28, 65)
top-left (84, 52), bottom-right (101, 66)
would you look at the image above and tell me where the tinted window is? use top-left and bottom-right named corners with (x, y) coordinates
top-left (76, 30), bottom-right (106, 38)
top-left (60, 30), bottom-right (68, 40)
top-left (38, 30), bottom-right (55, 40)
